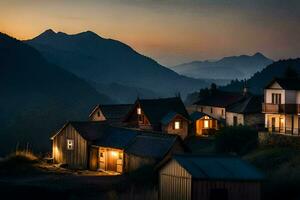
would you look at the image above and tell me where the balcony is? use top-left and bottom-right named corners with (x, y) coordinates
top-left (262, 103), bottom-right (300, 114)
top-left (263, 127), bottom-right (300, 136)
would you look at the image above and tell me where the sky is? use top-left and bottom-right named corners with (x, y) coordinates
top-left (0, 0), bottom-right (300, 66)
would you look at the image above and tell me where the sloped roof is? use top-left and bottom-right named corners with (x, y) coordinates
top-left (161, 111), bottom-right (182, 125)
top-left (173, 154), bottom-right (264, 181)
top-left (226, 95), bottom-right (262, 114)
top-left (53, 121), bottom-right (179, 159)
top-left (194, 91), bottom-right (244, 108)
top-left (265, 78), bottom-right (300, 90)
top-left (89, 104), bottom-right (132, 122)
top-left (127, 97), bottom-right (190, 124)
top-left (126, 133), bottom-right (178, 159)
top-left (190, 111), bottom-right (217, 121)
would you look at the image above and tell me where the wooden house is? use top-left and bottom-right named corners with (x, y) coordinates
top-left (51, 121), bottom-right (184, 173)
top-left (159, 154), bottom-right (264, 200)
top-left (226, 95), bottom-right (264, 128)
top-left (189, 90), bottom-right (244, 120)
top-left (262, 78), bottom-right (300, 135)
top-left (123, 97), bottom-right (190, 139)
top-left (89, 104), bottom-right (132, 125)
top-left (190, 112), bottom-right (221, 136)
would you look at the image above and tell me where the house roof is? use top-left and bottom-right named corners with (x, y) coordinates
top-left (53, 121), bottom-right (179, 159)
top-left (126, 133), bottom-right (178, 159)
top-left (265, 78), bottom-right (300, 90)
top-left (189, 111), bottom-right (217, 121)
top-left (89, 104), bottom-right (132, 122)
top-left (125, 97), bottom-right (190, 124)
top-left (173, 154), bottom-right (264, 181)
top-left (194, 91), bottom-right (244, 108)
top-left (226, 95), bottom-right (263, 114)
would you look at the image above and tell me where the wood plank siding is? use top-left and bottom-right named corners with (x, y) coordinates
top-left (160, 160), bottom-right (192, 200)
top-left (52, 124), bottom-right (88, 169)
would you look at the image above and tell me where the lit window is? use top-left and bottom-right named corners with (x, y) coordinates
top-left (67, 139), bottom-right (74, 150)
top-left (137, 108), bottom-right (142, 115)
top-left (174, 121), bottom-right (180, 129)
top-left (204, 120), bottom-right (209, 128)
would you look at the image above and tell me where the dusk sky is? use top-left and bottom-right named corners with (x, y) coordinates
top-left (0, 0), bottom-right (299, 66)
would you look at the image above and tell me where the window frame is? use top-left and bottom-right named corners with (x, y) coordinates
top-left (67, 139), bottom-right (74, 150)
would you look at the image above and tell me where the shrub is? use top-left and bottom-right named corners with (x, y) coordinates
top-left (215, 126), bottom-right (258, 155)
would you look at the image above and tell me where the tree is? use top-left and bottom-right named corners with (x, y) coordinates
top-left (284, 65), bottom-right (299, 78)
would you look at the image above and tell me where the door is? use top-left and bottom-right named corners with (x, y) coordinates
top-left (233, 116), bottom-right (238, 126)
top-left (107, 151), bottom-right (118, 172)
top-left (271, 117), bottom-right (276, 132)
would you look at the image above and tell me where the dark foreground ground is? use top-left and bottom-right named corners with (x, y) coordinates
top-left (0, 154), bottom-right (157, 200)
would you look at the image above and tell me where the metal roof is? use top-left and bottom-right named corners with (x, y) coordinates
top-left (173, 154), bottom-right (264, 181)
top-left (226, 95), bottom-right (262, 114)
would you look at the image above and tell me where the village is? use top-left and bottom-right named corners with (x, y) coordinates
top-left (23, 75), bottom-right (294, 200)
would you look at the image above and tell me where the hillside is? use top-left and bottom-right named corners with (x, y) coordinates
top-left (26, 29), bottom-right (208, 101)
top-left (173, 53), bottom-right (273, 80)
top-left (0, 33), bottom-right (112, 156)
top-left (222, 58), bottom-right (300, 94)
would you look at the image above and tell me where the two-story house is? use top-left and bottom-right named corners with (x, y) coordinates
top-left (189, 90), bottom-right (244, 120)
top-left (262, 78), bottom-right (300, 135)
top-left (123, 97), bottom-right (190, 139)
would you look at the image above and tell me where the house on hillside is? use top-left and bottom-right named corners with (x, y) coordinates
top-left (190, 112), bottom-right (220, 136)
top-left (89, 104), bottom-right (132, 125)
top-left (123, 97), bottom-right (191, 139)
top-left (262, 78), bottom-right (300, 135)
top-left (51, 121), bottom-right (184, 173)
top-left (226, 95), bottom-right (264, 128)
top-left (159, 154), bottom-right (264, 200)
top-left (189, 90), bottom-right (244, 120)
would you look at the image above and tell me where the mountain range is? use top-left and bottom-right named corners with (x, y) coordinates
top-left (172, 53), bottom-right (273, 80)
top-left (0, 33), bottom-right (112, 155)
top-left (221, 58), bottom-right (300, 94)
top-left (26, 29), bottom-right (208, 102)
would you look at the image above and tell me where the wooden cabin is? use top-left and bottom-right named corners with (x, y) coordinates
top-left (123, 97), bottom-right (190, 139)
top-left (159, 154), bottom-right (264, 200)
top-left (51, 121), bottom-right (184, 173)
top-left (89, 104), bottom-right (132, 125)
top-left (226, 95), bottom-right (264, 128)
top-left (190, 112), bottom-right (221, 136)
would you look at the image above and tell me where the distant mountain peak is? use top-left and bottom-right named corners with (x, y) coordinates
top-left (253, 52), bottom-right (267, 59)
top-left (42, 29), bottom-right (56, 36)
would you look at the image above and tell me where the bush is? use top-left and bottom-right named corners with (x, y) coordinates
top-left (215, 126), bottom-right (258, 155)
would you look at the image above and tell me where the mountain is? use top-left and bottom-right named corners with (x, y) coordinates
top-left (0, 33), bottom-right (112, 156)
top-left (221, 59), bottom-right (300, 94)
top-left (172, 53), bottom-right (273, 80)
top-left (26, 29), bottom-right (208, 100)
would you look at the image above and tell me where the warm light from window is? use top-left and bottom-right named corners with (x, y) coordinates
top-left (111, 151), bottom-right (118, 157)
top-left (67, 139), bottom-right (74, 150)
top-left (137, 108), bottom-right (141, 115)
top-left (204, 120), bottom-right (209, 128)
top-left (174, 121), bottom-right (180, 129)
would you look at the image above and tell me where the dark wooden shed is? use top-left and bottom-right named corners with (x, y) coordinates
top-left (159, 154), bottom-right (264, 200)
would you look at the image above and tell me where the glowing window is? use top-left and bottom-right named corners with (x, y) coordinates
top-left (137, 108), bottom-right (142, 115)
top-left (174, 121), bottom-right (180, 129)
top-left (67, 139), bottom-right (74, 150)
top-left (204, 120), bottom-right (209, 128)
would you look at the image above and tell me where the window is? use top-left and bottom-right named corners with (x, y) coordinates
top-left (210, 107), bottom-right (213, 113)
top-left (137, 107), bottom-right (142, 115)
top-left (100, 152), bottom-right (103, 157)
top-left (233, 116), bottom-right (238, 126)
top-left (174, 121), bottom-right (181, 129)
top-left (67, 139), bottom-right (74, 150)
top-left (204, 120), bottom-right (209, 128)
top-left (200, 107), bottom-right (203, 112)
top-left (272, 93), bottom-right (281, 104)
top-left (97, 111), bottom-right (100, 117)
top-left (221, 109), bottom-right (224, 116)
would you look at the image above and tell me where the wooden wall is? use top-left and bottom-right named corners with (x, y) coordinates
top-left (160, 159), bottom-right (192, 200)
top-left (89, 107), bottom-right (106, 121)
top-left (162, 115), bottom-right (189, 139)
top-left (192, 180), bottom-right (261, 200)
top-left (52, 124), bottom-right (88, 169)
top-left (89, 146), bottom-right (99, 170)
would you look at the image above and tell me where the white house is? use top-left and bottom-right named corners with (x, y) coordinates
top-left (262, 78), bottom-right (300, 135)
